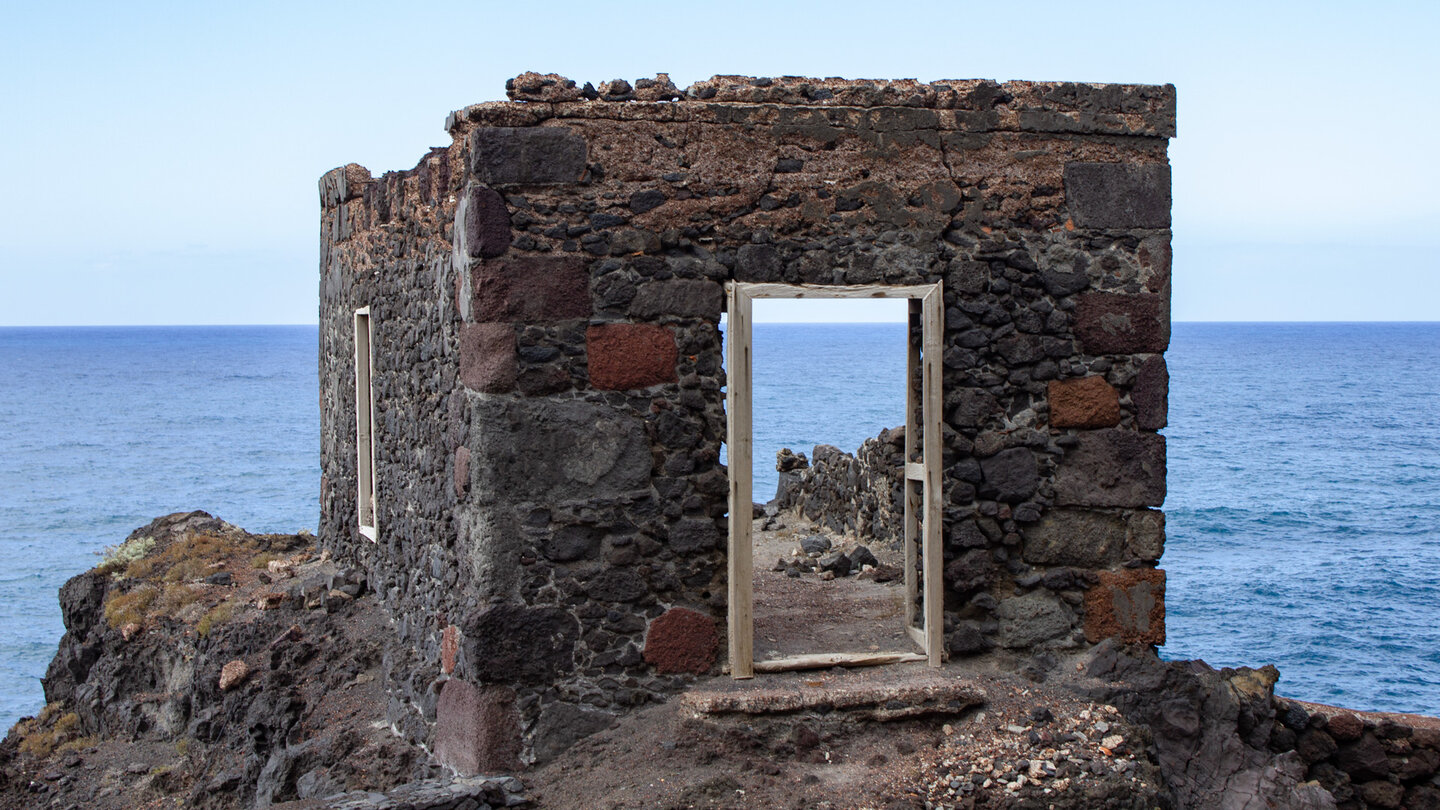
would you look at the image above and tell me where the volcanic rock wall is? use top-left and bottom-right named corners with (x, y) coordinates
top-left (318, 72), bottom-right (1174, 769)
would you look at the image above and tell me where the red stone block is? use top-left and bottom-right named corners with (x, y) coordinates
top-left (643, 607), bottom-right (719, 674)
top-left (471, 256), bottom-right (591, 323)
top-left (458, 323), bottom-right (516, 393)
top-left (440, 625), bottom-right (459, 675)
top-left (1083, 568), bottom-right (1165, 645)
top-left (1074, 292), bottom-right (1168, 354)
top-left (434, 679), bottom-right (521, 775)
top-left (586, 324), bottom-right (677, 390)
top-left (1327, 712), bottom-right (1364, 742)
top-left (1048, 376), bottom-right (1120, 428)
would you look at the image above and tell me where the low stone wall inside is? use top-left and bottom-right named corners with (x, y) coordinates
top-left (773, 432), bottom-right (906, 547)
top-left (1273, 700), bottom-right (1440, 809)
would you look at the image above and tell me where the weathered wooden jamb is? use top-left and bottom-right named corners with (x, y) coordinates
top-left (922, 285), bottom-right (945, 666)
top-left (725, 284), bottom-right (755, 677)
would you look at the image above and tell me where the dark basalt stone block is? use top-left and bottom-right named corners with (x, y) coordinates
top-left (979, 447), bottom-right (1038, 503)
top-left (1054, 429), bottom-right (1166, 508)
top-left (464, 185), bottom-right (511, 259)
top-left (628, 279), bottom-right (724, 322)
top-left (463, 604), bottom-right (579, 683)
top-left (1064, 162), bottom-right (1171, 229)
top-left (1133, 355), bottom-right (1170, 430)
top-left (470, 126), bottom-right (588, 186)
top-left (1075, 292), bottom-right (1169, 354)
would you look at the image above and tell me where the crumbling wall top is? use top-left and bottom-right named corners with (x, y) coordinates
top-left (443, 73), bottom-right (1176, 139)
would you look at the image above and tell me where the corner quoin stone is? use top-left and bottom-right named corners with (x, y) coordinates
top-left (433, 679), bottom-right (521, 775)
top-left (643, 607), bottom-right (719, 674)
top-left (1074, 292), bottom-right (1169, 355)
top-left (1064, 162), bottom-right (1171, 229)
top-left (1084, 568), bottom-right (1166, 645)
top-left (471, 256), bottom-right (591, 324)
top-left (1022, 508), bottom-right (1164, 567)
top-left (464, 185), bottom-right (512, 259)
top-left (470, 126), bottom-right (588, 186)
top-left (1132, 356), bottom-right (1169, 430)
top-left (586, 323), bottom-right (678, 390)
top-left (458, 323), bottom-right (516, 393)
top-left (1049, 375), bottom-right (1121, 428)
top-left (1053, 429), bottom-right (1166, 508)
top-left (462, 603), bottom-right (579, 683)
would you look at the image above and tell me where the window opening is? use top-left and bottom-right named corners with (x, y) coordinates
top-left (354, 308), bottom-right (377, 541)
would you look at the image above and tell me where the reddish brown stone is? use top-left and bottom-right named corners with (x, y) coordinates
top-left (464, 185), bottom-right (512, 259)
top-left (440, 625), bottom-right (459, 675)
top-left (434, 679), bottom-right (521, 775)
top-left (1084, 568), bottom-right (1165, 645)
top-left (1075, 292), bottom-right (1168, 354)
top-left (1328, 712), bottom-right (1365, 742)
top-left (458, 323), bottom-right (515, 393)
top-left (1048, 375), bottom-right (1120, 428)
top-left (453, 446), bottom-right (470, 499)
top-left (1132, 356), bottom-right (1169, 430)
top-left (587, 324), bottom-right (677, 390)
top-left (643, 607), bottom-right (719, 674)
top-left (471, 256), bottom-right (591, 323)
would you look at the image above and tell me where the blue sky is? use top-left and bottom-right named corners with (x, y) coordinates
top-left (1, 0), bottom-right (1435, 324)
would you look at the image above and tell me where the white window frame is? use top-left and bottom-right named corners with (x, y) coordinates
top-left (354, 307), bottom-right (378, 542)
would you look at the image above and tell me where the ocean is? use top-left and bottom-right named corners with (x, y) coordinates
top-left (0, 323), bottom-right (1436, 729)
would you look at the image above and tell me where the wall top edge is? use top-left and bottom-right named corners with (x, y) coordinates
top-left (442, 73), bottom-right (1177, 138)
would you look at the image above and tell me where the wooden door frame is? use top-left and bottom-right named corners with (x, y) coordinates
top-left (725, 282), bottom-right (945, 678)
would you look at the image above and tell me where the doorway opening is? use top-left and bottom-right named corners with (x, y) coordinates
top-left (725, 282), bottom-right (945, 679)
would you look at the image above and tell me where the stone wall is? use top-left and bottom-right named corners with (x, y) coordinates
top-left (774, 432), bottom-right (906, 546)
top-left (1273, 700), bottom-right (1440, 809)
top-left (318, 72), bottom-right (1174, 768)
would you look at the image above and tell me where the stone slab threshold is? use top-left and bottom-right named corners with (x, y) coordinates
top-left (271, 774), bottom-right (529, 810)
top-left (681, 663), bottom-right (987, 720)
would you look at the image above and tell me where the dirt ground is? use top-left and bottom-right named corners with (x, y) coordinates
top-left (526, 659), bottom-right (1162, 810)
top-left (752, 514), bottom-right (917, 661)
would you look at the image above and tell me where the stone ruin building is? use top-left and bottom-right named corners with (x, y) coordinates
top-left (317, 72), bottom-right (1174, 774)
